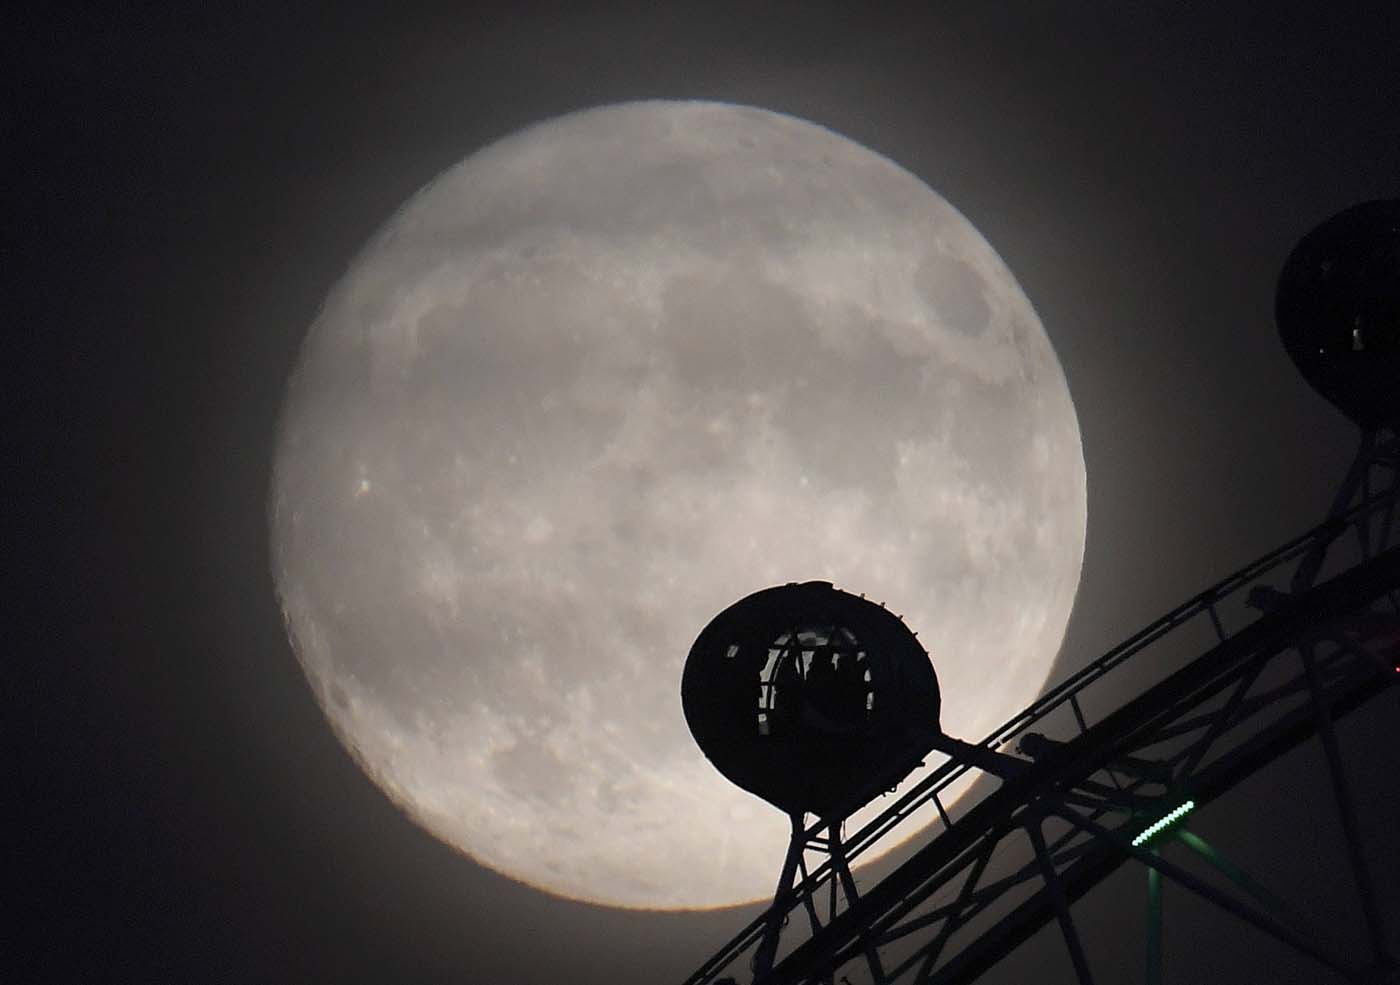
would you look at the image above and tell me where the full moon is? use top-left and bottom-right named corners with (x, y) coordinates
top-left (270, 101), bottom-right (1085, 909)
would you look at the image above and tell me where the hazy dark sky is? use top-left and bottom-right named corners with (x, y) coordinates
top-left (14, 3), bottom-right (1400, 983)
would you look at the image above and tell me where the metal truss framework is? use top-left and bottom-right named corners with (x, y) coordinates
top-left (684, 426), bottom-right (1399, 985)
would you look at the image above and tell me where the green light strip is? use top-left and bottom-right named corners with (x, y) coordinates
top-left (1131, 800), bottom-right (1195, 848)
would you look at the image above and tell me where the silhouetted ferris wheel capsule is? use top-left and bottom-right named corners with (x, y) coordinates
top-left (684, 583), bottom-right (1018, 823)
top-left (683, 582), bottom-right (1029, 981)
top-left (1276, 198), bottom-right (1400, 428)
top-left (682, 581), bottom-right (942, 821)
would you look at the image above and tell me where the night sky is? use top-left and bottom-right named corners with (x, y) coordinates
top-left (15, 3), bottom-right (1400, 983)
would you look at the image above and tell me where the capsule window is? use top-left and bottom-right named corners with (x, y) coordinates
top-left (758, 646), bottom-right (785, 715)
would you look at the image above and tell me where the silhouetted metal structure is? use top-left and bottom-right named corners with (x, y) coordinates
top-left (680, 201), bottom-right (1399, 985)
top-left (683, 582), bottom-right (942, 822)
top-left (684, 583), bottom-right (1025, 979)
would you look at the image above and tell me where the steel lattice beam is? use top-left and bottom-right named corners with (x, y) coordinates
top-left (685, 429), bottom-right (1397, 985)
top-left (765, 547), bottom-right (1400, 985)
